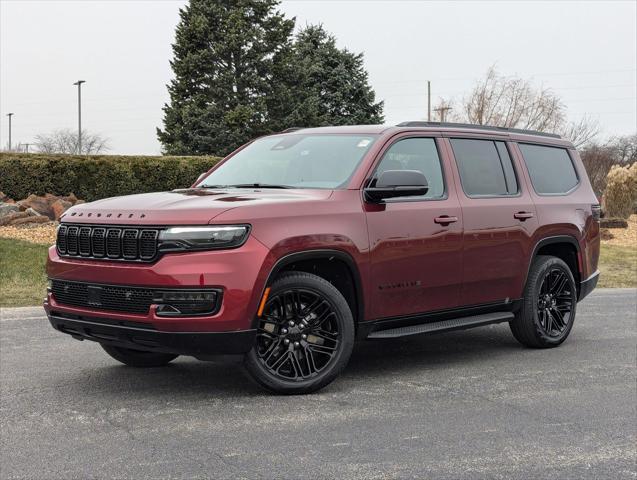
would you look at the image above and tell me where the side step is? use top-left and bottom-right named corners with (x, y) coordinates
top-left (367, 312), bottom-right (514, 339)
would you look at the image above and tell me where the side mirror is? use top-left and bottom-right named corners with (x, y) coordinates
top-left (364, 170), bottom-right (429, 202)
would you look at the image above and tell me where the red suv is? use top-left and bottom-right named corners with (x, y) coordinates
top-left (45, 122), bottom-right (600, 394)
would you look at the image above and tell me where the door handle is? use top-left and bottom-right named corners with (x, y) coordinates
top-left (514, 211), bottom-right (534, 221)
top-left (434, 215), bottom-right (458, 225)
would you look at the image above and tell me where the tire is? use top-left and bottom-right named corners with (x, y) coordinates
top-left (244, 271), bottom-right (355, 394)
top-left (100, 344), bottom-right (178, 367)
top-left (510, 255), bottom-right (578, 348)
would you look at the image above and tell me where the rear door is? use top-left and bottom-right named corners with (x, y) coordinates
top-left (443, 136), bottom-right (539, 306)
top-left (364, 134), bottom-right (464, 319)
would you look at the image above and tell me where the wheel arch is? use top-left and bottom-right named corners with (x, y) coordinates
top-left (527, 235), bottom-right (582, 294)
top-left (260, 249), bottom-right (365, 328)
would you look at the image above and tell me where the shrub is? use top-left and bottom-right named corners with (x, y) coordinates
top-left (603, 163), bottom-right (637, 219)
top-left (0, 153), bottom-right (221, 202)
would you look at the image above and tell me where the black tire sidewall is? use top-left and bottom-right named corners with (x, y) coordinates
top-left (522, 256), bottom-right (578, 347)
top-left (244, 272), bottom-right (355, 394)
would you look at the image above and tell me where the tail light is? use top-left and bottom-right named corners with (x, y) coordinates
top-left (592, 204), bottom-right (601, 222)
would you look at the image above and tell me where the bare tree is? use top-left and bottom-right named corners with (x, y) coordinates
top-left (459, 66), bottom-right (565, 131)
top-left (580, 143), bottom-right (617, 195)
top-left (34, 129), bottom-right (110, 155)
top-left (440, 65), bottom-right (600, 146)
top-left (580, 134), bottom-right (637, 195)
top-left (608, 134), bottom-right (637, 164)
top-left (560, 116), bottom-right (601, 149)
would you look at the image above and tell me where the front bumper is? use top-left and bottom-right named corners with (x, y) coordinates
top-left (578, 270), bottom-right (600, 301)
top-left (45, 235), bottom-right (272, 333)
top-left (47, 311), bottom-right (256, 355)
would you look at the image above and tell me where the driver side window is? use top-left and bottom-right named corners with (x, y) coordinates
top-left (373, 137), bottom-right (445, 199)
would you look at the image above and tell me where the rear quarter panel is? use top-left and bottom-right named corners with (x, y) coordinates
top-left (511, 143), bottom-right (600, 282)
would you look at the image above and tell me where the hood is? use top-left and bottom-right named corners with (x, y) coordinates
top-left (60, 188), bottom-right (334, 225)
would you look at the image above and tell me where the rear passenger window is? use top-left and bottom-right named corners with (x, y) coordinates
top-left (518, 144), bottom-right (579, 194)
top-left (373, 137), bottom-right (445, 199)
top-left (450, 139), bottom-right (518, 197)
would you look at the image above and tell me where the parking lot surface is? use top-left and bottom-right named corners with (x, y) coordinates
top-left (1, 289), bottom-right (635, 479)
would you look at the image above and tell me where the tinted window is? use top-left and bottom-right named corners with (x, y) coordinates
top-left (199, 134), bottom-right (377, 189)
top-left (451, 139), bottom-right (518, 196)
top-left (373, 138), bottom-right (444, 199)
top-left (519, 144), bottom-right (579, 194)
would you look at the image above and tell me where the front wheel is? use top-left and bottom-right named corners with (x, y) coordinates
top-left (510, 255), bottom-right (577, 348)
top-left (244, 272), bottom-right (355, 394)
top-left (101, 344), bottom-right (178, 367)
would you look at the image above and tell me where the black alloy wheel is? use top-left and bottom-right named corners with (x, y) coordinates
top-left (256, 288), bottom-right (340, 379)
top-left (510, 255), bottom-right (578, 348)
top-left (244, 272), bottom-right (355, 394)
top-left (536, 267), bottom-right (574, 337)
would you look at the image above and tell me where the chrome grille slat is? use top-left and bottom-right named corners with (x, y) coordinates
top-left (56, 224), bottom-right (160, 262)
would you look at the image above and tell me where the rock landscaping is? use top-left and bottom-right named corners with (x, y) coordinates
top-left (0, 192), bottom-right (83, 226)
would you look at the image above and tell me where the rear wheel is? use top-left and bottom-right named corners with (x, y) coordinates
top-left (100, 344), bottom-right (178, 367)
top-left (244, 272), bottom-right (355, 394)
top-left (510, 255), bottom-right (577, 348)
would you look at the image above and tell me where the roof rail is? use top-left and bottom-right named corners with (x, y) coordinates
top-left (396, 121), bottom-right (561, 139)
top-left (280, 127), bottom-right (304, 133)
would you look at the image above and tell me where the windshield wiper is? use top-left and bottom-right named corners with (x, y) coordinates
top-left (228, 183), bottom-right (292, 189)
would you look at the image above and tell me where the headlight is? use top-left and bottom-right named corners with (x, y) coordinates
top-left (158, 225), bottom-right (250, 252)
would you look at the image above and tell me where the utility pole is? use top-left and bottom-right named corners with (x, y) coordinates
top-left (6, 113), bottom-right (14, 151)
top-left (434, 105), bottom-right (452, 122)
top-left (427, 81), bottom-right (431, 122)
top-left (73, 80), bottom-right (85, 154)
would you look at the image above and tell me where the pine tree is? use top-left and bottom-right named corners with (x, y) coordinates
top-left (157, 0), bottom-right (295, 156)
top-left (283, 25), bottom-right (384, 128)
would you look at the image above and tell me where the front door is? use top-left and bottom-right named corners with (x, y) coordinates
top-left (365, 135), bottom-right (464, 320)
top-left (444, 137), bottom-right (539, 306)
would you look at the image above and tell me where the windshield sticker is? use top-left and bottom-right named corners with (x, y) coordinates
top-left (357, 139), bottom-right (371, 148)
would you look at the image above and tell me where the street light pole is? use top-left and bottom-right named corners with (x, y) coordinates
top-left (6, 113), bottom-right (14, 151)
top-left (427, 81), bottom-right (431, 122)
top-left (73, 80), bottom-right (85, 154)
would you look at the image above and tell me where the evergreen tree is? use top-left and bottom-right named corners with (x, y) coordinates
top-left (283, 25), bottom-right (384, 128)
top-left (157, 0), bottom-right (294, 155)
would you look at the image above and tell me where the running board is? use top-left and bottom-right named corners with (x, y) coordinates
top-left (367, 312), bottom-right (514, 339)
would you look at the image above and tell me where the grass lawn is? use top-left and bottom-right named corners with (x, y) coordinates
top-left (597, 244), bottom-right (637, 288)
top-left (0, 238), bottom-right (49, 307)
top-left (0, 236), bottom-right (634, 308)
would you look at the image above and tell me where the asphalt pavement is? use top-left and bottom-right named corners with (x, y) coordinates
top-left (1, 289), bottom-right (635, 479)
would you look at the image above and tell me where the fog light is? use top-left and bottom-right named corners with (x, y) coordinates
top-left (153, 290), bottom-right (219, 316)
top-left (47, 279), bottom-right (53, 293)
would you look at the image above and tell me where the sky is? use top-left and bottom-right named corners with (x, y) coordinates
top-left (1, 0), bottom-right (635, 155)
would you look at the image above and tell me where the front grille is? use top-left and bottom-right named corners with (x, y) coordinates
top-left (57, 224), bottom-right (159, 262)
top-left (51, 280), bottom-right (157, 314)
top-left (50, 280), bottom-right (221, 316)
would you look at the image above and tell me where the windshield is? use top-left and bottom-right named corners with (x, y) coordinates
top-left (198, 134), bottom-right (378, 189)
